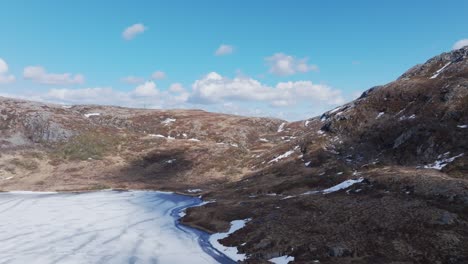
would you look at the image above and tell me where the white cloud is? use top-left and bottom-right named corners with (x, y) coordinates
top-left (5, 71), bottom-right (346, 121)
top-left (121, 76), bottom-right (145, 84)
top-left (0, 58), bottom-right (16, 84)
top-left (122, 23), bottom-right (147, 40)
top-left (23, 66), bottom-right (84, 85)
top-left (215, 44), bottom-right (234, 56)
top-left (169, 83), bottom-right (185, 93)
top-left (265, 53), bottom-right (318, 76)
top-left (133, 81), bottom-right (159, 97)
top-left (189, 72), bottom-right (343, 107)
top-left (47, 87), bottom-right (115, 101)
top-left (151, 71), bottom-right (166, 80)
top-left (453, 39), bottom-right (468, 50)
top-left (0, 59), bottom-right (8, 74)
top-left (37, 85), bottom-right (188, 110)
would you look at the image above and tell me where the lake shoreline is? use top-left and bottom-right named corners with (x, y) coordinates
top-left (0, 190), bottom-right (236, 264)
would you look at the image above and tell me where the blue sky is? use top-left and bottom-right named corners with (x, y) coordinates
top-left (0, 0), bottom-right (467, 120)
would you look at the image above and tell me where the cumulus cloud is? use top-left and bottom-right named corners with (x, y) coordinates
top-left (453, 39), bottom-right (468, 50)
top-left (6, 70), bottom-right (346, 120)
top-left (151, 71), bottom-right (166, 80)
top-left (189, 72), bottom-right (344, 107)
top-left (215, 44), bottom-right (234, 56)
top-left (121, 76), bottom-right (144, 84)
top-left (23, 66), bottom-right (84, 85)
top-left (34, 84), bottom-right (189, 111)
top-left (133, 81), bottom-right (159, 97)
top-left (122, 23), bottom-right (147, 40)
top-left (265, 53), bottom-right (318, 76)
top-left (0, 58), bottom-right (16, 84)
top-left (169, 83), bottom-right (185, 93)
top-left (47, 87), bottom-right (115, 101)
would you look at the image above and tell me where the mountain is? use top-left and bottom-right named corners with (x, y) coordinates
top-left (1, 47), bottom-right (467, 263)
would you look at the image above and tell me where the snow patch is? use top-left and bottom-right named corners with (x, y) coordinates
top-left (269, 255), bottom-right (295, 264)
top-left (268, 150), bottom-right (295, 163)
top-left (149, 134), bottom-right (166, 138)
top-left (329, 107), bottom-right (341, 114)
top-left (188, 138), bottom-right (200, 142)
top-left (209, 219), bottom-right (250, 262)
top-left (84, 113), bottom-right (100, 118)
top-left (430, 62), bottom-right (451, 79)
top-left (259, 138), bottom-right (269, 142)
top-left (376, 112), bottom-right (384, 119)
top-left (302, 177), bottom-right (364, 195)
top-left (399, 114), bottom-right (416, 121)
top-left (305, 120), bottom-right (311, 127)
top-left (457, 124), bottom-right (467, 128)
top-left (322, 177), bottom-right (364, 194)
top-left (161, 118), bottom-right (176, 125)
top-left (277, 122), bottom-right (286, 132)
top-left (424, 153), bottom-right (464, 170)
top-left (305, 161), bottom-right (311, 166)
top-left (187, 189), bottom-right (202, 193)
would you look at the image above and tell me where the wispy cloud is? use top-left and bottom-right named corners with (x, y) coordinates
top-left (265, 53), bottom-right (318, 76)
top-left (215, 44), bottom-right (234, 56)
top-left (151, 71), bottom-right (166, 80)
top-left (121, 76), bottom-right (145, 84)
top-left (122, 23), bottom-right (147, 40)
top-left (23, 66), bottom-right (84, 85)
top-left (453, 39), bottom-right (468, 50)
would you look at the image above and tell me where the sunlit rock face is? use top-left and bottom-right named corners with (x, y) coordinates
top-left (0, 191), bottom-right (220, 264)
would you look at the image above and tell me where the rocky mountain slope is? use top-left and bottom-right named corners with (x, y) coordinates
top-left (1, 47), bottom-right (467, 263)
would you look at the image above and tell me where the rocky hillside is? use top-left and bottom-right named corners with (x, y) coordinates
top-left (184, 47), bottom-right (468, 263)
top-left (1, 47), bottom-right (467, 263)
top-left (0, 99), bottom-right (286, 191)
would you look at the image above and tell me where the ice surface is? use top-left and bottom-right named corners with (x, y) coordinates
top-left (0, 191), bottom-right (224, 264)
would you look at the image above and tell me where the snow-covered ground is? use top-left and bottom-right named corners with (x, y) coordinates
top-left (268, 150), bottom-right (295, 163)
top-left (430, 62), bottom-right (451, 79)
top-left (424, 152), bottom-right (464, 170)
top-left (84, 112), bottom-right (100, 118)
top-left (269, 255), bottom-right (295, 264)
top-left (209, 219), bottom-right (250, 262)
top-left (0, 190), bottom-right (230, 264)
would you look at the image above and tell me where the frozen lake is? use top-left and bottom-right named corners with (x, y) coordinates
top-left (0, 190), bottom-right (233, 264)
